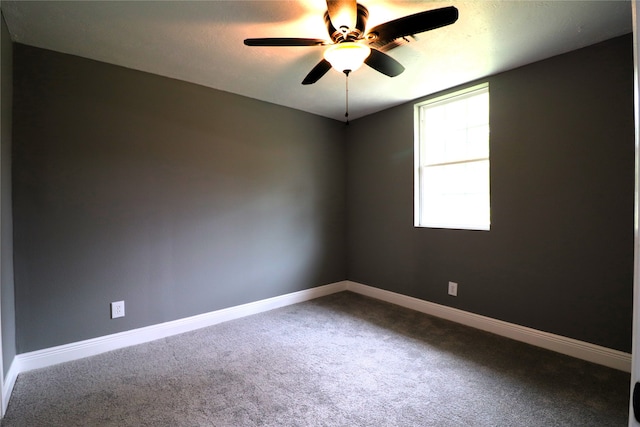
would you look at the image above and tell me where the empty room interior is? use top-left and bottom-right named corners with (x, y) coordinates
top-left (0, 0), bottom-right (638, 425)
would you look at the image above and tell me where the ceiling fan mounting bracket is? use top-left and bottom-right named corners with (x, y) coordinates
top-left (324, 3), bottom-right (369, 44)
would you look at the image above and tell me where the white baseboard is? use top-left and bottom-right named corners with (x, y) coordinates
top-left (16, 281), bottom-right (349, 373)
top-left (3, 281), bottom-right (348, 411)
top-left (3, 279), bottom-right (630, 415)
top-left (344, 281), bottom-right (632, 372)
top-left (2, 359), bottom-right (18, 416)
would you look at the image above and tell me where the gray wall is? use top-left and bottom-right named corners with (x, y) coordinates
top-left (1, 13), bottom-right (16, 377)
top-left (346, 34), bottom-right (635, 352)
top-left (12, 44), bottom-right (347, 353)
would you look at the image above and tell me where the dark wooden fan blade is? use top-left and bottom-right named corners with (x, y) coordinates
top-left (302, 59), bottom-right (333, 85)
top-left (244, 38), bottom-right (327, 47)
top-left (365, 49), bottom-right (405, 77)
top-left (326, 0), bottom-right (357, 30)
top-left (366, 6), bottom-right (458, 47)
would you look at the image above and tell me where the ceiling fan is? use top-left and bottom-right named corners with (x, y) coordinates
top-left (244, 0), bottom-right (459, 85)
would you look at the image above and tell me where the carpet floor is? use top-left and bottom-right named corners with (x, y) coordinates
top-left (1, 291), bottom-right (631, 426)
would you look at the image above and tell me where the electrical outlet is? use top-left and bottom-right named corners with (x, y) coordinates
top-left (448, 281), bottom-right (458, 297)
top-left (111, 301), bottom-right (125, 319)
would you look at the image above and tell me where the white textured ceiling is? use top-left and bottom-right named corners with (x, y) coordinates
top-left (0, 0), bottom-right (633, 121)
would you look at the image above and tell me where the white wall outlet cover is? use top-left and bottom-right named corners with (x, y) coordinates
top-left (448, 282), bottom-right (458, 296)
top-left (111, 301), bottom-right (125, 319)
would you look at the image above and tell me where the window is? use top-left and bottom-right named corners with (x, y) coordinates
top-left (414, 83), bottom-right (490, 230)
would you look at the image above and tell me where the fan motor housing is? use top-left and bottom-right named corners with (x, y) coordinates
top-left (324, 3), bottom-right (369, 43)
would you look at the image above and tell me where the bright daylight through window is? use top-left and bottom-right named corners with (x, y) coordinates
top-left (414, 83), bottom-right (490, 230)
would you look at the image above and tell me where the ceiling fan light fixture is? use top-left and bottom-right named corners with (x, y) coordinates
top-left (323, 42), bottom-right (371, 73)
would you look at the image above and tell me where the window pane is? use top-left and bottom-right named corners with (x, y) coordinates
top-left (466, 124), bottom-right (489, 159)
top-left (420, 160), bottom-right (490, 229)
top-left (466, 92), bottom-right (489, 127)
top-left (420, 91), bottom-right (489, 166)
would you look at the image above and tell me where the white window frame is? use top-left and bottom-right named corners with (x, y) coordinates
top-left (414, 83), bottom-right (490, 231)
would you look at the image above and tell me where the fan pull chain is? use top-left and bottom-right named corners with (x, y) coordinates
top-left (344, 70), bottom-right (350, 125)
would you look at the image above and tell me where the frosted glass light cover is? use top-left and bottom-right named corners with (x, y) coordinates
top-left (323, 42), bottom-right (371, 72)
